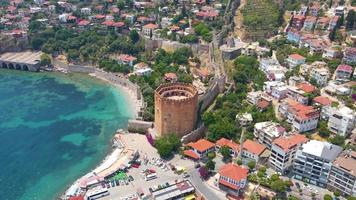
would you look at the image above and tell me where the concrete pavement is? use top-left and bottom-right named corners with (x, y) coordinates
top-left (187, 169), bottom-right (226, 200)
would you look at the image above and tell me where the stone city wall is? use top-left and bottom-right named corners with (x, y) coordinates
top-left (128, 119), bottom-right (153, 133)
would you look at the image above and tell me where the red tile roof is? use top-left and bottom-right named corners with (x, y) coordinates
top-left (118, 54), bottom-right (137, 62)
top-left (78, 20), bottom-right (90, 26)
top-left (289, 53), bottom-right (305, 61)
top-left (143, 23), bottom-right (158, 29)
top-left (272, 133), bottom-right (308, 152)
top-left (164, 72), bottom-right (178, 80)
top-left (183, 149), bottom-right (199, 159)
top-left (257, 99), bottom-right (270, 109)
top-left (219, 179), bottom-right (239, 190)
top-left (187, 139), bottom-right (215, 152)
top-left (297, 83), bottom-right (316, 93)
top-left (336, 64), bottom-right (353, 73)
top-left (216, 138), bottom-right (239, 152)
top-left (219, 163), bottom-right (248, 184)
top-left (286, 99), bottom-right (319, 121)
top-left (313, 96), bottom-right (333, 106)
top-left (242, 139), bottom-right (266, 155)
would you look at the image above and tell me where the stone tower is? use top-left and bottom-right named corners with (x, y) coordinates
top-left (154, 83), bottom-right (198, 138)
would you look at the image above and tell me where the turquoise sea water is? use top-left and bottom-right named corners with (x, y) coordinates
top-left (0, 69), bottom-right (134, 200)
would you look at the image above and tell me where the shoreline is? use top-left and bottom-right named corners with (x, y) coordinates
top-left (51, 68), bottom-right (142, 199)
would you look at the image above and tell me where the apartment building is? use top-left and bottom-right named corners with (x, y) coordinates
top-left (309, 66), bottom-right (329, 86)
top-left (286, 54), bottom-right (306, 69)
top-left (254, 122), bottom-right (285, 149)
top-left (323, 106), bottom-right (355, 137)
top-left (278, 99), bottom-right (319, 133)
top-left (293, 140), bottom-right (343, 187)
top-left (286, 83), bottom-right (316, 105)
top-left (269, 133), bottom-right (308, 174)
top-left (328, 151), bottom-right (356, 197)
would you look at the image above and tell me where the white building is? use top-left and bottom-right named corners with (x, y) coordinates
top-left (328, 151), bottom-right (356, 197)
top-left (264, 81), bottom-right (288, 100)
top-left (278, 99), bottom-right (319, 133)
top-left (81, 7), bottom-right (91, 15)
top-left (309, 66), bottom-right (329, 86)
top-left (241, 139), bottom-right (266, 163)
top-left (293, 140), bottom-right (343, 187)
top-left (254, 122), bottom-right (285, 149)
top-left (286, 54), bottom-right (306, 69)
top-left (247, 91), bottom-right (272, 105)
top-left (323, 106), bottom-right (355, 137)
top-left (269, 133), bottom-right (308, 174)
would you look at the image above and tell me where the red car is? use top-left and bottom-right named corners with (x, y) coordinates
top-left (132, 163), bottom-right (140, 168)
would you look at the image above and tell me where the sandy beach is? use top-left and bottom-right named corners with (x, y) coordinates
top-left (88, 69), bottom-right (142, 119)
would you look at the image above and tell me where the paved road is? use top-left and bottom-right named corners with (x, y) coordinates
top-left (188, 169), bottom-right (223, 200)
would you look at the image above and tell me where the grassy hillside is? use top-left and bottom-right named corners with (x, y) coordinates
top-left (241, 0), bottom-right (283, 40)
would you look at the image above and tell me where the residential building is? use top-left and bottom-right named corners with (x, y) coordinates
top-left (286, 83), bottom-right (316, 105)
top-left (323, 106), bottom-right (355, 137)
top-left (264, 81), bottom-right (288, 100)
top-left (278, 99), bottom-right (319, 132)
top-left (310, 3), bottom-right (320, 17)
top-left (164, 73), bottom-right (178, 82)
top-left (293, 140), bottom-right (343, 187)
top-left (216, 138), bottom-right (239, 157)
top-left (116, 54), bottom-right (137, 66)
top-left (335, 6), bottom-right (345, 16)
top-left (184, 139), bottom-right (215, 160)
top-left (303, 16), bottom-right (317, 31)
top-left (218, 163), bottom-right (248, 196)
top-left (322, 46), bottom-right (342, 59)
top-left (343, 47), bottom-right (356, 64)
top-left (241, 139), bottom-right (266, 163)
top-left (335, 64), bottom-right (353, 80)
top-left (134, 62), bottom-right (153, 76)
top-left (328, 151), bottom-right (356, 196)
top-left (328, 15), bottom-right (339, 31)
top-left (142, 23), bottom-right (159, 38)
top-left (312, 96), bottom-right (333, 107)
top-left (288, 76), bottom-right (305, 86)
top-left (291, 15), bottom-right (306, 30)
top-left (315, 17), bottom-right (330, 30)
top-left (286, 54), bottom-right (306, 69)
top-left (247, 91), bottom-right (272, 105)
top-left (254, 122), bottom-right (286, 149)
top-left (287, 29), bottom-right (301, 43)
top-left (310, 66), bottom-right (329, 86)
top-left (269, 133), bottom-right (308, 174)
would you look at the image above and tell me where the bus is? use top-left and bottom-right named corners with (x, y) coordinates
top-left (85, 188), bottom-right (109, 200)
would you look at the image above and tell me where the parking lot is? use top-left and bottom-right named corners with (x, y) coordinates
top-left (99, 133), bottom-right (186, 200)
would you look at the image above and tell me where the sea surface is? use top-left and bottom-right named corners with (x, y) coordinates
top-left (0, 69), bottom-right (134, 200)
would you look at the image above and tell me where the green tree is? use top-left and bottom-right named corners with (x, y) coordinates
top-left (271, 179), bottom-right (287, 192)
top-left (318, 120), bottom-right (331, 138)
top-left (40, 53), bottom-right (51, 66)
top-left (207, 152), bottom-right (216, 160)
top-left (205, 159), bottom-right (215, 171)
top-left (324, 194), bottom-right (333, 200)
top-left (155, 134), bottom-right (181, 158)
top-left (247, 161), bottom-right (256, 170)
top-left (220, 146), bottom-right (232, 161)
top-left (329, 135), bottom-right (345, 146)
top-left (129, 30), bottom-right (140, 43)
top-left (346, 10), bottom-right (355, 30)
top-left (347, 196), bottom-right (356, 200)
